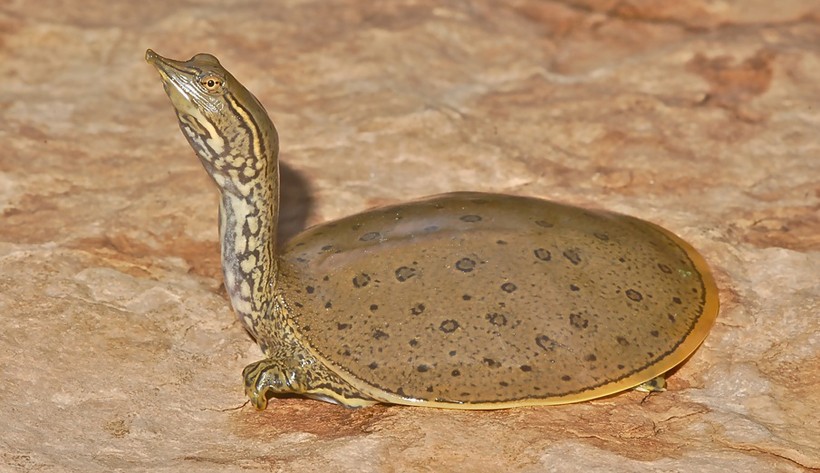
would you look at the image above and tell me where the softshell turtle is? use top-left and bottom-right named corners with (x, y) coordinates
top-left (146, 50), bottom-right (719, 410)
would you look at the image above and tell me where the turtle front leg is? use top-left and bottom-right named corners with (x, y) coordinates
top-left (242, 356), bottom-right (378, 409)
top-left (242, 358), bottom-right (301, 409)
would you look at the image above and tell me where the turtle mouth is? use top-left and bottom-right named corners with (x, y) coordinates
top-left (145, 49), bottom-right (200, 112)
top-left (145, 49), bottom-right (178, 84)
top-left (145, 49), bottom-right (191, 77)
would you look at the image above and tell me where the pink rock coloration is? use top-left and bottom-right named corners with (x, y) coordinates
top-left (0, 1), bottom-right (817, 471)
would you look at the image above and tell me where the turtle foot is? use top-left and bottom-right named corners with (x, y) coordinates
top-left (242, 358), bottom-right (299, 410)
top-left (635, 375), bottom-right (667, 393)
top-left (242, 357), bottom-right (378, 409)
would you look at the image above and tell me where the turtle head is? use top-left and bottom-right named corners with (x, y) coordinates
top-left (146, 49), bottom-right (278, 195)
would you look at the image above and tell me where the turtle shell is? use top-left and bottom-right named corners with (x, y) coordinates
top-left (276, 192), bottom-right (719, 408)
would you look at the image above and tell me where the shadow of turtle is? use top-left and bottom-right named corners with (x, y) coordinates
top-left (277, 161), bottom-right (314, 245)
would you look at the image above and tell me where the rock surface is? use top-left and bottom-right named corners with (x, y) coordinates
top-left (1, 1), bottom-right (818, 471)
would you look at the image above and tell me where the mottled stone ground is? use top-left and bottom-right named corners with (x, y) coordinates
top-left (1, 1), bottom-right (818, 472)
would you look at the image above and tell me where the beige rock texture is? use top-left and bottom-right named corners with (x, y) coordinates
top-left (1, 1), bottom-right (818, 472)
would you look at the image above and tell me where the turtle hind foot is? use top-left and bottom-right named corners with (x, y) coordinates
top-left (242, 357), bottom-right (377, 410)
top-left (634, 375), bottom-right (667, 393)
top-left (634, 376), bottom-right (667, 404)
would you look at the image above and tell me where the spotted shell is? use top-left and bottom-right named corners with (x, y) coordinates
top-left (274, 192), bottom-right (719, 408)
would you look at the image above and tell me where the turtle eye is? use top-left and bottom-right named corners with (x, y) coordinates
top-left (199, 75), bottom-right (224, 93)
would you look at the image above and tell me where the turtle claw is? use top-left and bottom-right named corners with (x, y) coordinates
top-left (246, 385), bottom-right (269, 410)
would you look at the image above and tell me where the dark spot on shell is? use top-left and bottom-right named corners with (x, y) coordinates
top-left (324, 301), bottom-right (332, 309)
top-left (294, 302), bottom-right (303, 308)
top-left (496, 240), bottom-right (508, 245)
top-left (650, 330), bottom-right (659, 337)
top-left (423, 225), bottom-right (439, 232)
top-left (616, 336), bottom-right (630, 346)
top-left (561, 375), bottom-right (572, 382)
top-left (440, 319), bottom-right (460, 333)
top-left (373, 329), bottom-right (389, 340)
top-left (501, 282), bottom-right (517, 293)
top-left (499, 381), bottom-right (509, 387)
top-left (460, 214), bottom-right (482, 222)
top-left (673, 296), bottom-right (682, 304)
top-left (535, 220), bottom-right (554, 228)
top-left (569, 312), bottom-right (589, 329)
top-left (455, 257), bottom-right (476, 272)
top-left (520, 365), bottom-right (532, 372)
top-left (352, 273), bottom-right (371, 288)
top-left (451, 369), bottom-right (461, 377)
top-left (618, 257), bottom-right (626, 263)
top-left (535, 334), bottom-right (557, 351)
top-left (449, 350), bottom-right (457, 356)
top-left (563, 249), bottom-right (582, 265)
top-left (368, 362), bottom-right (378, 369)
top-left (462, 294), bottom-right (472, 301)
top-left (409, 339), bottom-right (419, 347)
top-left (306, 286), bottom-right (315, 294)
top-left (341, 348), bottom-right (351, 356)
top-left (322, 275), bottom-right (330, 281)
top-left (485, 312), bottom-right (508, 326)
top-left (337, 322), bottom-right (350, 330)
top-left (295, 257), bottom-right (307, 263)
top-left (395, 266), bottom-right (417, 282)
top-left (658, 263), bottom-right (672, 274)
top-left (617, 364), bottom-right (625, 370)
top-left (584, 354), bottom-right (597, 362)
top-left (360, 231), bottom-right (381, 242)
top-left (426, 386), bottom-right (434, 392)
top-left (534, 248), bottom-right (552, 261)
top-left (369, 304), bottom-right (379, 312)
top-left (410, 303), bottom-right (426, 315)
top-left (417, 364), bottom-right (430, 373)
top-left (626, 289), bottom-right (643, 302)
top-left (569, 284), bottom-right (580, 291)
top-left (483, 358), bottom-right (501, 368)
top-left (593, 232), bottom-right (609, 241)
top-left (668, 314), bottom-right (677, 322)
